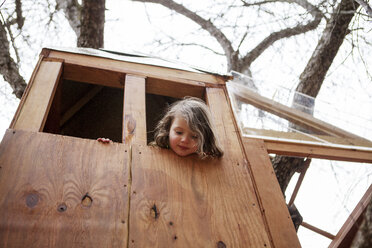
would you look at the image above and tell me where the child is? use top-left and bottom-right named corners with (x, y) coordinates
top-left (152, 97), bottom-right (223, 159)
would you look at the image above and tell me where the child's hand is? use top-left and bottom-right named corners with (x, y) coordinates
top-left (97, 138), bottom-right (112, 144)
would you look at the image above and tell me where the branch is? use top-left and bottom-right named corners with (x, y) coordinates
top-left (240, 0), bottom-right (322, 70)
top-left (55, 0), bottom-right (81, 37)
top-left (296, 0), bottom-right (360, 97)
top-left (15, 0), bottom-right (24, 29)
top-left (0, 18), bottom-right (26, 99)
top-left (132, 0), bottom-right (235, 67)
top-left (354, 0), bottom-right (372, 18)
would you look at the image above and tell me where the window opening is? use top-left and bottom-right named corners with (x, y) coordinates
top-left (43, 79), bottom-right (123, 142)
top-left (145, 93), bottom-right (179, 144)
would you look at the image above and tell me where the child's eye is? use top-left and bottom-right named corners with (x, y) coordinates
top-left (176, 131), bottom-right (183, 135)
top-left (191, 135), bottom-right (198, 140)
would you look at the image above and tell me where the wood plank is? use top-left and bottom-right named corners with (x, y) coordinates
top-left (63, 63), bottom-right (125, 88)
top-left (288, 159), bottom-right (311, 206)
top-left (243, 138), bottom-right (302, 248)
top-left (128, 145), bottom-right (271, 247)
top-left (12, 60), bottom-right (62, 131)
top-left (123, 75), bottom-right (147, 145)
top-left (260, 138), bottom-right (372, 163)
top-left (329, 184), bottom-right (372, 248)
top-left (0, 129), bottom-right (129, 247)
top-left (301, 221), bottom-right (336, 240)
top-left (10, 55), bottom-right (44, 129)
top-left (229, 82), bottom-right (363, 139)
top-left (63, 63), bottom-right (206, 99)
top-left (47, 50), bottom-right (226, 85)
top-left (146, 77), bottom-right (205, 99)
top-left (243, 127), bottom-right (372, 148)
top-left (128, 88), bottom-right (272, 247)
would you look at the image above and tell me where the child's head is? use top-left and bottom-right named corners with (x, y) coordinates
top-left (153, 97), bottom-right (223, 158)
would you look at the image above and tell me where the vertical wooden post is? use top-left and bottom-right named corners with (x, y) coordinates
top-left (123, 74), bottom-right (147, 145)
top-left (12, 60), bottom-right (63, 131)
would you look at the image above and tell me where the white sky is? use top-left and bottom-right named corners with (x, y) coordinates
top-left (1, 1), bottom-right (372, 247)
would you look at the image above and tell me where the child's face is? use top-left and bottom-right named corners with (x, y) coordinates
top-left (169, 117), bottom-right (198, 157)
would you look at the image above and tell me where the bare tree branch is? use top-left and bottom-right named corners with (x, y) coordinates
top-left (240, 0), bottom-right (323, 71)
top-left (0, 18), bottom-right (26, 99)
top-left (132, 0), bottom-right (235, 68)
top-left (354, 0), bottom-right (372, 18)
top-left (296, 0), bottom-right (360, 97)
top-left (15, 0), bottom-right (24, 29)
top-left (55, 0), bottom-right (81, 36)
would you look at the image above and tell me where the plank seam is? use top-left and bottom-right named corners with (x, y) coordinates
top-left (126, 144), bottom-right (133, 248)
top-left (222, 86), bottom-right (276, 248)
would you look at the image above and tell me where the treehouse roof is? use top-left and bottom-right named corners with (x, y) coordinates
top-left (44, 47), bottom-right (231, 79)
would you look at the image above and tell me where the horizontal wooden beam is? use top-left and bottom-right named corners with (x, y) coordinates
top-left (243, 128), bottom-right (372, 148)
top-left (61, 62), bottom-right (206, 99)
top-left (242, 136), bottom-right (372, 163)
top-left (47, 49), bottom-right (226, 85)
top-left (228, 82), bottom-right (363, 140)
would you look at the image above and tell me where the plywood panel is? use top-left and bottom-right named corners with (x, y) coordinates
top-left (129, 146), bottom-right (271, 247)
top-left (123, 75), bottom-right (147, 145)
top-left (13, 61), bottom-right (62, 131)
top-left (243, 138), bottom-right (301, 248)
top-left (127, 87), bottom-right (272, 247)
top-left (0, 130), bottom-right (129, 247)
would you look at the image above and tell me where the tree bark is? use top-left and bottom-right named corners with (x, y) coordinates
top-left (0, 21), bottom-right (26, 99)
top-left (56, 0), bottom-right (81, 36)
top-left (351, 197), bottom-right (372, 248)
top-left (77, 0), bottom-right (106, 48)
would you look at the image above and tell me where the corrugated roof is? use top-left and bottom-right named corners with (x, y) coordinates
top-left (45, 47), bottom-right (231, 78)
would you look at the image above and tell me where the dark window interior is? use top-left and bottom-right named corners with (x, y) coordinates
top-left (43, 76), bottom-right (204, 144)
top-left (44, 79), bottom-right (123, 143)
top-left (145, 93), bottom-right (179, 144)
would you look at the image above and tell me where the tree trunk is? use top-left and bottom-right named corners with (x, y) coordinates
top-left (351, 197), bottom-right (372, 248)
top-left (77, 0), bottom-right (106, 48)
top-left (272, 0), bottom-right (360, 231)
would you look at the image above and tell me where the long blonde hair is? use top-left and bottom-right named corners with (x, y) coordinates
top-left (153, 97), bottom-right (223, 158)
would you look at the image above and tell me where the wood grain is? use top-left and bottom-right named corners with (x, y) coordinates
top-left (127, 88), bottom-right (273, 247)
top-left (129, 145), bottom-right (271, 247)
top-left (243, 127), bottom-right (372, 148)
top-left (262, 138), bottom-right (372, 163)
top-left (243, 138), bottom-right (301, 248)
top-left (123, 75), bottom-right (147, 145)
top-left (0, 130), bottom-right (129, 247)
top-left (13, 60), bottom-right (62, 132)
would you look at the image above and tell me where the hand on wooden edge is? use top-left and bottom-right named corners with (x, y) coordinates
top-left (97, 138), bottom-right (112, 144)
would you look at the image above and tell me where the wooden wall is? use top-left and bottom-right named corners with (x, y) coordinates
top-left (0, 49), bottom-right (302, 247)
top-left (0, 130), bottom-right (129, 247)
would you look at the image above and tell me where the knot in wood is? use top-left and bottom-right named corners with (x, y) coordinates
top-left (26, 193), bottom-right (39, 208)
top-left (81, 193), bottom-right (93, 208)
top-left (217, 241), bottom-right (226, 248)
top-left (57, 203), bottom-right (67, 212)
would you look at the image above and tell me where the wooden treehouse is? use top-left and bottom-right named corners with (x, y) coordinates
top-left (0, 48), bottom-right (371, 247)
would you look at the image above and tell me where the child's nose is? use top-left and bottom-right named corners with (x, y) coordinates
top-left (181, 135), bottom-right (189, 143)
